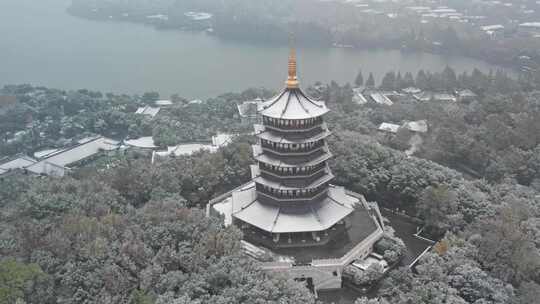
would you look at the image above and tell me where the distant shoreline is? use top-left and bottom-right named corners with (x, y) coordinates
top-left (66, 6), bottom-right (519, 74)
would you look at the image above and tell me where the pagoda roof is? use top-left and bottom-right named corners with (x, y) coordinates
top-left (260, 88), bottom-right (328, 120)
top-left (254, 124), bottom-right (332, 144)
top-left (231, 183), bottom-right (357, 233)
top-left (252, 144), bottom-right (332, 167)
top-left (252, 166), bottom-right (334, 191)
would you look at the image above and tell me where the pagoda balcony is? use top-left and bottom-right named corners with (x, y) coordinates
top-left (263, 116), bottom-right (323, 130)
top-left (263, 121), bottom-right (325, 133)
top-left (255, 183), bottom-right (328, 202)
top-left (253, 164), bottom-right (334, 190)
top-left (253, 144), bottom-right (333, 168)
top-left (260, 169), bottom-right (328, 188)
top-left (259, 162), bottom-right (326, 177)
top-left (261, 141), bottom-right (325, 156)
top-left (255, 124), bottom-right (332, 145)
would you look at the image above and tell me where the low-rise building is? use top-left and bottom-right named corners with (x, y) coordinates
top-left (378, 123), bottom-right (400, 134)
top-left (403, 120), bottom-right (428, 133)
top-left (212, 133), bottom-right (235, 147)
top-left (414, 92), bottom-right (456, 102)
top-left (402, 87), bottom-right (422, 95)
top-left (481, 24), bottom-right (505, 37)
top-left (370, 92), bottom-right (394, 105)
top-left (518, 22), bottom-right (540, 36)
top-left (34, 148), bottom-right (62, 159)
top-left (124, 136), bottom-right (159, 150)
top-left (237, 98), bottom-right (263, 123)
top-left (456, 89), bottom-right (477, 102)
top-left (353, 88), bottom-right (369, 105)
top-left (135, 106), bottom-right (160, 117)
top-left (154, 100), bottom-right (174, 107)
top-left (0, 155), bottom-right (37, 175)
top-left (1, 136), bottom-right (119, 177)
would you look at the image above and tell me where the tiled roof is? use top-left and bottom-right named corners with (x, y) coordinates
top-left (254, 124), bottom-right (332, 144)
top-left (260, 88), bottom-right (328, 120)
top-left (232, 183), bottom-right (357, 233)
top-left (0, 156), bottom-right (36, 171)
top-left (124, 136), bottom-right (157, 149)
top-left (378, 123), bottom-right (400, 133)
top-left (135, 106), bottom-right (160, 117)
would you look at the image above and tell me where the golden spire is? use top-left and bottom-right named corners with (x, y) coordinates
top-left (286, 34), bottom-right (299, 89)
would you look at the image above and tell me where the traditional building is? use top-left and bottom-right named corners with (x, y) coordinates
top-left (209, 47), bottom-right (385, 291)
top-left (232, 47), bottom-right (361, 248)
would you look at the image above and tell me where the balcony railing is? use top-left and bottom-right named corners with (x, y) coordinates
top-left (260, 170), bottom-right (327, 188)
top-left (255, 183), bottom-right (328, 201)
top-left (262, 116), bottom-right (323, 130)
top-left (240, 222), bottom-right (347, 250)
top-left (259, 163), bottom-right (326, 178)
top-left (261, 141), bottom-right (324, 156)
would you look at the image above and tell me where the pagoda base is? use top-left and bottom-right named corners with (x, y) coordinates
top-left (237, 219), bottom-right (348, 249)
top-left (208, 183), bottom-right (386, 291)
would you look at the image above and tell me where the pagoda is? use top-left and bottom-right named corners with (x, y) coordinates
top-left (227, 47), bottom-right (375, 249)
top-left (209, 46), bottom-right (385, 290)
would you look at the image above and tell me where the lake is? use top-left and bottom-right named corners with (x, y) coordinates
top-left (1, 0), bottom-right (504, 99)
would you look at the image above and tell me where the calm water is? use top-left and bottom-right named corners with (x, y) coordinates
top-left (1, 0), bottom-right (503, 99)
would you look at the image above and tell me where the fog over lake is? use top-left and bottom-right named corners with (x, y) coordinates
top-left (1, 0), bottom-right (505, 99)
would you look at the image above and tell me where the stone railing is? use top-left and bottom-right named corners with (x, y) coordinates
top-left (258, 225), bottom-right (384, 273)
top-left (311, 226), bottom-right (384, 267)
top-left (260, 262), bottom-right (293, 270)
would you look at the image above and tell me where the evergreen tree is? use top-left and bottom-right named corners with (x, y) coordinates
top-left (442, 66), bottom-right (457, 91)
top-left (403, 72), bottom-right (415, 88)
top-left (396, 71), bottom-right (403, 89)
top-left (366, 72), bottom-right (375, 87)
top-left (380, 71), bottom-right (396, 90)
top-left (416, 70), bottom-right (429, 90)
top-left (355, 69), bottom-right (364, 87)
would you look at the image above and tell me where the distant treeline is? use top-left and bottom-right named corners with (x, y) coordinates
top-left (68, 0), bottom-right (540, 71)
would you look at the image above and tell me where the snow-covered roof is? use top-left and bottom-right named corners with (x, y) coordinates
top-left (378, 123), bottom-right (400, 133)
top-left (481, 24), bottom-right (504, 31)
top-left (519, 22), bottom-right (540, 28)
top-left (124, 136), bottom-right (158, 149)
top-left (154, 100), bottom-right (173, 106)
top-left (0, 156), bottom-right (36, 173)
top-left (457, 89), bottom-right (477, 98)
top-left (432, 8), bottom-right (456, 13)
top-left (34, 148), bottom-right (62, 159)
top-left (135, 106), bottom-right (160, 117)
top-left (231, 183), bottom-right (358, 233)
top-left (155, 144), bottom-right (215, 157)
top-left (184, 12), bottom-right (213, 20)
top-left (255, 124), bottom-right (332, 144)
top-left (433, 93), bottom-right (457, 102)
top-left (403, 87), bottom-right (422, 94)
top-left (146, 14), bottom-right (169, 21)
top-left (414, 92), bottom-right (456, 102)
top-left (260, 88), bottom-right (328, 120)
top-left (30, 137), bottom-right (118, 168)
top-left (370, 93), bottom-right (393, 106)
top-left (253, 144), bottom-right (332, 168)
top-left (26, 161), bottom-right (67, 177)
top-left (23, 136), bottom-right (119, 176)
top-left (403, 120), bottom-right (428, 133)
top-left (212, 133), bottom-right (234, 147)
top-left (237, 99), bottom-right (263, 118)
top-left (353, 88), bottom-right (369, 105)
